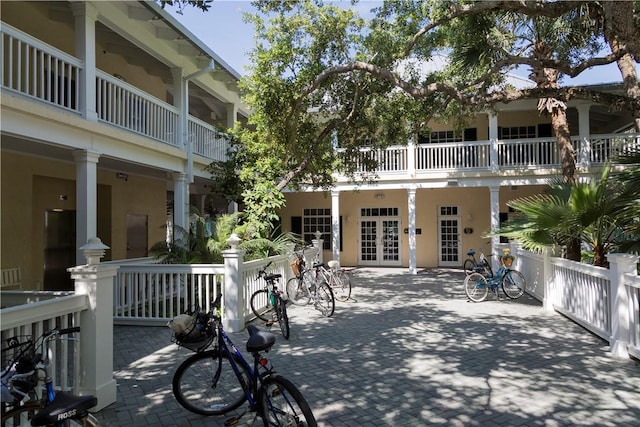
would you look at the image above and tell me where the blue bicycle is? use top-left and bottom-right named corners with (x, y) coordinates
top-left (1, 327), bottom-right (99, 427)
top-left (464, 258), bottom-right (526, 302)
top-left (170, 294), bottom-right (316, 426)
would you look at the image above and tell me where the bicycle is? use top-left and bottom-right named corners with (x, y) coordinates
top-left (314, 259), bottom-right (352, 303)
top-left (464, 255), bottom-right (526, 302)
top-left (285, 248), bottom-right (335, 317)
top-left (463, 248), bottom-right (493, 277)
top-left (170, 295), bottom-right (317, 426)
top-left (249, 261), bottom-right (290, 339)
top-left (1, 327), bottom-right (100, 427)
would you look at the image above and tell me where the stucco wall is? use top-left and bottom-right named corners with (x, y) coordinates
top-left (281, 185), bottom-right (546, 268)
top-left (1, 151), bottom-right (167, 290)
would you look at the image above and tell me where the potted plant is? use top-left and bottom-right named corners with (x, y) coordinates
top-left (501, 248), bottom-right (515, 267)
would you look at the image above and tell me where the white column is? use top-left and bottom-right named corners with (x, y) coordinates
top-left (407, 135), bottom-right (416, 178)
top-left (73, 150), bottom-right (100, 265)
top-left (226, 103), bottom-right (238, 130)
top-left (607, 253), bottom-right (638, 357)
top-left (223, 234), bottom-right (244, 332)
top-left (488, 113), bottom-right (499, 172)
top-left (171, 67), bottom-right (185, 148)
top-left (331, 190), bottom-right (340, 262)
top-left (68, 238), bottom-right (117, 411)
top-left (71, 2), bottom-right (98, 121)
top-left (407, 187), bottom-right (417, 275)
top-left (489, 186), bottom-right (500, 269)
top-left (576, 104), bottom-right (591, 167)
top-left (173, 172), bottom-right (189, 234)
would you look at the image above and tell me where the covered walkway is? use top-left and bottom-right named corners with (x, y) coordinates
top-left (95, 268), bottom-right (640, 426)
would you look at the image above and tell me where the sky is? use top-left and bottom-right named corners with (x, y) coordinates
top-left (166, 0), bottom-right (630, 86)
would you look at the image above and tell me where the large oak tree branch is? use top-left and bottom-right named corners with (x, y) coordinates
top-left (304, 61), bottom-right (635, 110)
top-left (405, 0), bottom-right (589, 56)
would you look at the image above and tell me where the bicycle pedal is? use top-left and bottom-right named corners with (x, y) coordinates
top-left (265, 320), bottom-right (275, 326)
top-left (224, 418), bottom-right (240, 426)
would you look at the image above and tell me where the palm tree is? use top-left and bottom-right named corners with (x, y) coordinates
top-left (496, 158), bottom-right (639, 266)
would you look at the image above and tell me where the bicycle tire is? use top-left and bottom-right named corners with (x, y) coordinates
top-left (276, 298), bottom-right (290, 340)
top-left (315, 283), bottom-right (335, 317)
top-left (172, 349), bottom-right (250, 416)
top-left (1, 401), bottom-right (41, 426)
top-left (259, 374), bottom-right (317, 427)
top-left (463, 259), bottom-right (476, 276)
top-left (250, 289), bottom-right (274, 322)
top-left (502, 269), bottom-right (526, 299)
top-left (464, 272), bottom-right (489, 302)
top-left (286, 277), bottom-right (311, 306)
top-left (331, 270), bottom-right (351, 302)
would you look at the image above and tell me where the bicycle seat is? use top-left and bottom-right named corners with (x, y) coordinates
top-left (30, 391), bottom-right (97, 426)
top-left (467, 249), bottom-right (476, 256)
top-left (265, 273), bottom-right (281, 282)
top-left (246, 324), bottom-right (276, 353)
top-left (327, 260), bottom-right (340, 269)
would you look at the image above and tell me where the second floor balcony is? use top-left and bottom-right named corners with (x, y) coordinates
top-left (1, 21), bottom-right (233, 163)
top-left (2, 16), bottom-right (638, 185)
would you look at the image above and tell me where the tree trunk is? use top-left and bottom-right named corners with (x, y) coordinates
top-left (592, 243), bottom-right (608, 267)
top-left (530, 43), bottom-right (577, 185)
top-left (550, 107), bottom-right (577, 185)
top-left (601, 1), bottom-right (640, 131)
top-left (566, 237), bottom-right (581, 263)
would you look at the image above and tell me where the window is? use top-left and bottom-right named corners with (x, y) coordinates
top-left (498, 126), bottom-right (536, 140)
top-left (428, 130), bottom-right (463, 143)
top-left (303, 208), bottom-right (331, 250)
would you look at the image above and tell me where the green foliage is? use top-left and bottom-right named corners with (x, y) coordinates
top-left (157, 0), bottom-right (212, 13)
top-left (150, 208), bottom-right (301, 264)
top-left (496, 159), bottom-right (640, 266)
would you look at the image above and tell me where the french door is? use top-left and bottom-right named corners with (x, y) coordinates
top-left (359, 207), bottom-right (401, 266)
top-left (438, 206), bottom-right (461, 267)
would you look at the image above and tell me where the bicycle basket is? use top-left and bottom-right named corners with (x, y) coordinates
top-left (168, 313), bottom-right (215, 352)
top-left (291, 257), bottom-right (304, 277)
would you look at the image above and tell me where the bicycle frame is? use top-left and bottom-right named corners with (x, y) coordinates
top-left (215, 326), bottom-right (262, 409)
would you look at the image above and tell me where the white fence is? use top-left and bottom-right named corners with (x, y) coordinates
top-left (510, 244), bottom-right (640, 360)
top-left (0, 292), bottom-right (88, 394)
top-left (112, 244), bottom-right (319, 327)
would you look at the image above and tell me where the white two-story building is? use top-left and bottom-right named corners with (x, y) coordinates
top-left (278, 85), bottom-right (638, 272)
top-left (1, 0), bottom-right (249, 290)
top-left (2, 1), bottom-right (638, 290)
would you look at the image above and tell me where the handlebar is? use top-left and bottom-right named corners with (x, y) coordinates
top-left (257, 261), bottom-right (273, 278)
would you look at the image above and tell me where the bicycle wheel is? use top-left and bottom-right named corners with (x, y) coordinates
top-left (331, 270), bottom-right (351, 302)
top-left (276, 297), bottom-right (290, 340)
top-left (1, 401), bottom-right (41, 426)
top-left (251, 289), bottom-right (274, 322)
top-left (463, 259), bottom-right (476, 275)
top-left (259, 374), bottom-right (317, 427)
top-left (172, 349), bottom-right (250, 416)
top-left (286, 277), bottom-right (310, 306)
top-left (314, 283), bottom-right (335, 317)
top-left (502, 269), bottom-right (526, 299)
top-left (464, 272), bottom-right (489, 302)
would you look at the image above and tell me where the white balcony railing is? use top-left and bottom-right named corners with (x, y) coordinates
top-left (96, 71), bottom-right (179, 147)
top-left (1, 22), bottom-right (232, 161)
top-left (189, 116), bottom-right (230, 162)
top-left (1, 23), bottom-right (82, 113)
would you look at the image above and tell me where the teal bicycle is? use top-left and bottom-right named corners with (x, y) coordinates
top-left (464, 254), bottom-right (526, 302)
